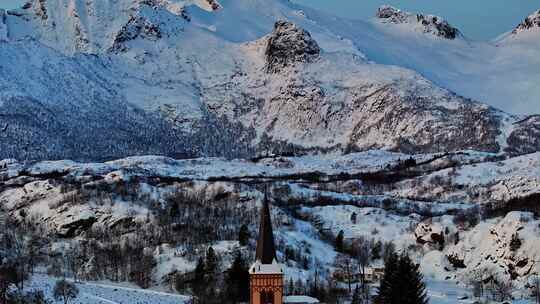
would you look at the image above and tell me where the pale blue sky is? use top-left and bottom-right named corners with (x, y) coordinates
top-left (1, 0), bottom-right (537, 40)
top-left (0, 0), bottom-right (23, 9)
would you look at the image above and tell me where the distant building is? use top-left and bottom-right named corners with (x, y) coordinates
top-left (249, 197), bottom-right (284, 304)
top-left (358, 267), bottom-right (385, 283)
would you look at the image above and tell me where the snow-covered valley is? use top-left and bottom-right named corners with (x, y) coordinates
top-left (1, 149), bottom-right (539, 302)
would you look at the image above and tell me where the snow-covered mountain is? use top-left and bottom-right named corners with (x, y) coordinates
top-left (0, 0), bottom-right (539, 162)
top-left (2, 3), bottom-right (540, 302)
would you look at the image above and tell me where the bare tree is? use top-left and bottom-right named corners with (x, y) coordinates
top-left (53, 279), bottom-right (79, 304)
top-left (354, 237), bottom-right (372, 302)
top-left (467, 270), bottom-right (485, 299)
top-left (66, 244), bottom-right (84, 283)
top-left (333, 254), bottom-right (356, 294)
top-left (490, 278), bottom-right (513, 302)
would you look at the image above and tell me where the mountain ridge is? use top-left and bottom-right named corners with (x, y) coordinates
top-left (0, 0), bottom-right (538, 161)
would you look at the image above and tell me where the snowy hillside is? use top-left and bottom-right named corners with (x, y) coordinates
top-left (25, 274), bottom-right (190, 304)
top-left (0, 0), bottom-right (538, 161)
top-left (1, 148), bottom-right (540, 302)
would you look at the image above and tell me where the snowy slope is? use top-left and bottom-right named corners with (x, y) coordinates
top-left (1, 149), bottom-right (540, 300)
top-left (0, 0), bottom-right (538, 161)
top-left (293, 5), bottom-right (540, 115)
top-left (391, 152), bottom-right (540, 204)
top-left (25, 273), bottom-right (190, 304)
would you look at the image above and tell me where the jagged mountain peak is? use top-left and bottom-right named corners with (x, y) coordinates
top-left (6, 0), bottom-right (209, 54)
top-left (512, 9), bottom-right (540, 34)
top-left (376, 5), bottom-right (461, 40)
top-left (108, 2), bottom-right (189, 53)
top-left (264, 20), bottom-right (320, 73)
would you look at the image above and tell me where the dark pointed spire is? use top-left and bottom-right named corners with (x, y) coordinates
top-left (255, 193), bottom-right (277, 264)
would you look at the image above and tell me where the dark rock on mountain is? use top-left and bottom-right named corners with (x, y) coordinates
top-left (110, 14), bottom-right (162, 53)
top-left (513, 10), bottom-right (540, 33)
top-left (377, 5), bottom-right (460, 39)
top-left (376, 6), bottom-right (409, 23)
top-left (34, 0), bottom-right (48, 20)
top-left (416, 14), bottom-right (460, 39)
top-left (206, 0), bottom-right (221, 11)
top-left (265, 21), bottom-right (320, 73)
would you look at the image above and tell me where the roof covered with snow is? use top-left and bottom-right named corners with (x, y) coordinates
top-left (284, 296), bottom-right (320, 303)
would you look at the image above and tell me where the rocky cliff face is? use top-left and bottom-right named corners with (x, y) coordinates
top-left (110, 14), bottom-right (162, 53)
top-left (229, 25), bottom-right (504, 155)
top-left (264, 20), bottom-right (320, 73)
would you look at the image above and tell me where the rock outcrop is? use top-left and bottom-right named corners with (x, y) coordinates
top-left (265, 21), bottom-right (320, 73)
top-left (376, 5), bottom-right (409, 23)
top-left (110, 14), bottom-right (162, 52)
top-left (377, 5), bottom-right (461, 39)
top-left (33, 0), bottom-right (48, 21)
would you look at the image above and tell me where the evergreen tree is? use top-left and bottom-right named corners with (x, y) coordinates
top-left (351, 285), bottom-right (361, 304)
top-left (238, 225), bottom-right (250, 247)
top-left (351, 212), bottom-right (358, 224)
top-left (203, 246), bottom-right (219, 302)
top-left (375, 252), bottom-right (399, 304)
top-left (382, 242), bottom-right (396, 265)
top-left (225, 252), bottom-right (250, 303)
top-left (398, 254), bottom-right (428, 304)
top-left (335, 230), bottom-right (345, 253)
top-left (191, 257), bottom-right (206, 302)
top-left (375, 253), bottom-right (429, 304)
top-left (371, 240), bottom-right (382, 260)
top-left (205, 247), bottom-right (218, 277)
top-left (169, 201), bottom-right (179, 219)
top-left (53, 279), bottom-right (79, 304)
top-left (302, 255), bottom-right (310, 270)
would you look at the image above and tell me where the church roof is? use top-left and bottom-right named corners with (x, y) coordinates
top-left (249, 259), bottom-right (283, 274)
top-left (255, 195), bottom-right (277, 264)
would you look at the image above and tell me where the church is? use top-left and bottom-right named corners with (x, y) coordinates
top-left (249, 197), bottom-right (319, 304)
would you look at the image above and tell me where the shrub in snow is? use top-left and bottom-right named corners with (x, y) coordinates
top-left (53, 279), bottom-right (79, 304)
top-left (509, 233), bottom-right (522, 252)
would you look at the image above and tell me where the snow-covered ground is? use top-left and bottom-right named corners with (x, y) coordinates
top-left (1, 149), bottom-right (448, 181)
top-left (300, 205), bottom-right (419, 249)
top-left (24, 273), bottom-right (190, 304)
top-left (22, 274), bottom-right (539, 304)
top-left (392, 152), bottom-right (540, 203)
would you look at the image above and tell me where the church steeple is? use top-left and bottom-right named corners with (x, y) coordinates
top-left (255, 195), bottom-right (277, 264)
top-left (250, 193), bottom-right (284, 304)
